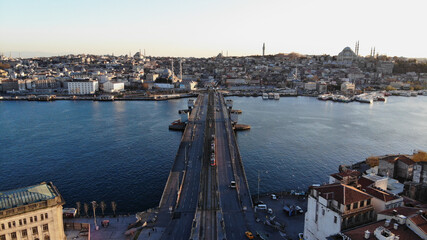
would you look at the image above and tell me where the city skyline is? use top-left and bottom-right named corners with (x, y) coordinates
top-left (1, 0), bottom-right (427, 58)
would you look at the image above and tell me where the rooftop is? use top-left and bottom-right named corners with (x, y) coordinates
top-left (313, 183), bottom-right (372, 205)
top-left (409, 213), bottom-right (427, 235)
top-left (365, 187), bottom-right (401, 202)
top-left (342, 219), bottom-right (422, 240)
top-left (0, 182), bottom-right (58, 210)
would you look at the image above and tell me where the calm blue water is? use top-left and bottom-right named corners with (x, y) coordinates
top-left (1, 96), bottom-right (426, 213)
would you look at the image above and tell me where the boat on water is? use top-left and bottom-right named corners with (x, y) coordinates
top-left (317, 94), bottom-right (332, 101)
top-left (268, 93), bottom-right (274, 99)
top-left (377, 96), bottom-right (386, 101)
top-left (262, 93), bottom-right (268, 100)
top-left (359, 97), bottom-right (373, 104)
top-left (168, 119), bottom-right (186, 131)
top-left (273, 93), bottom-right (280, 100)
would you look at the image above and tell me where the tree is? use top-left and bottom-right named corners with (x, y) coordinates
top-left (83, 203), bottom-right (89, 217)
top-left (76, 202), bottom-right (81, 217)
top-left (111, 201), bottom-right (117, 217)
top-left (413, 151), bottom-right (427, 162)
top-left (100, 201), bottom-right (106, 217)
top-left (385, 85), bottom-right (396, 91)
top-left (91, 201), bottom-right (98, 227)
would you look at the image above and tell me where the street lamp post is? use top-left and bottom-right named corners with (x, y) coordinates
top-left (257, 171), bottom-right (260, 203)
top-left (91, 201), bottom-right (98, 229)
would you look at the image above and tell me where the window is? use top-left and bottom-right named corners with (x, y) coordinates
top-left (360, 201), bottom-right (365, 207)
top-left (322, 209), bottom-right (325, 215)
top-left (32, 227), bottom-right (38, 234)
top-left (1, 223), bottom-right (4, 230)
top-left (346, 204), bottom-right (351, 210)
top-left (45, 213), bottom-right (48, 219)
top-left (30, 217), bottom-right (33, 223)
top-left (11, 232), bottom-right (17, 240)
top-left (353, 202), bottom-right (358, 209)
top-left (19, 219), bottom-right (22, 226)
top-left (12, 221), bottom-right (16, 227)
top-left (8, 222), bottom-right (11, 228)
top-left (367, 199), bottom-right (371, 205)
top-left (0, 234), bottom-right (5, 240)
top-left (44, 235), bottom-right (50, 240)
top-left (23, 218), bottom-right (27, 225)
top-left (34, 216), bottom-right (38, 222)
top-left (42, 224), bottom-right (49, 232)
top-left (22, 229), bottom-right (28, 237)
top-left (41, 214), bottom-right (44, 220)
top-left (334, 216), bottom-right (337, 223)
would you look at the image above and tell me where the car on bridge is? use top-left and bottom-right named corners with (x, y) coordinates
top-left (245, 231), bottom-right (254, 239)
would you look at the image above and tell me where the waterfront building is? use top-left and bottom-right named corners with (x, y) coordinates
top-left (67, 79), bottom-right (99, 95)
top-left (378, 155), bottom-right (414, 181)
top-left (340, 82), bottom-right (355, 93)
top-left (102, 81), bottom-right (124, 93)
top-left (304, 183), bottom-right (375, 240)
top-left (304, 82), bottom-right (317, 91)
top-left (0, 182), bottom-right (66, 240)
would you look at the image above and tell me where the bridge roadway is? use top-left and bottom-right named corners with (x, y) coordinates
top-left (154, 91), bottom-right (255, 240)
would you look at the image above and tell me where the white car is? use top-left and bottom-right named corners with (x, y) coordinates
top-left (271, 194), bottom-right (277, 200)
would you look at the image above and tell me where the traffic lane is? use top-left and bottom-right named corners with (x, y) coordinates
top-left (223, 212), bottom-right (247, 240)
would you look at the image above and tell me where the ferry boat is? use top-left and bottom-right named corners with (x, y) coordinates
top-left (262, 93), bottom-right (268, 100)
top-left (359, 97), bottom-right (373, 104)
top-left (273, 93), bottom-right (280, 100)
top-left (317, 94), bottom-right (332, 101)
top-left (376, 96), bottom-right (386, 101)
top-left (95, 95), bottom-right (114, 101)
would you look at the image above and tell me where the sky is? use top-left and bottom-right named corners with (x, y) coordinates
top-left (1, 0), bottom-right (426, 58)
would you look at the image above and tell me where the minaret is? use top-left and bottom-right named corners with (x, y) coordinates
top-left (171, 59), bottom-right (174, 81)
top-left (373, 47), bottom-right (376, 58)
top-left (262, 43), bottom-right (265, 56)
top-left (179, 59), bottom-right (183, 81)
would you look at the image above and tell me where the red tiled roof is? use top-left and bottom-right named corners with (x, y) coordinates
top-left (378, 206), bottom-right (426, 217)
top-left (313, 183), bottom-right (371, 205)
top-left (342, 219), bottom-right (422, 240)
top-left (358, 177), bottom-right (375, 189)
top-left (365, 187), bottom-right (400, 202)
top-left (398, 155), bottom-right (415, 165)
top-left (409, 214), bottom-right (427, 234)
top-left (380, 155), bottom-right (399, 163)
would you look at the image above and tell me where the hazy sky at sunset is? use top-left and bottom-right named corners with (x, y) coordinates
top-left (1, 0), bottom-right (426, 58)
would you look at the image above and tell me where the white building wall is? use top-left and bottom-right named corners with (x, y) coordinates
top-left (371, 197), bottom-right (403, 213)
top-left (67, 81), bottom-right (99, 95)
top-left (0, 205), bottom-right (65, 240)
top-left (304, 196), bottom-right (341, 240)
top-left (103, 81), bottom-right (124, 93)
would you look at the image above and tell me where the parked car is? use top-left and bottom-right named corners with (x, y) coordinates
top-left (271, 194), bottom-right (277, 200)
top-left (245, 231), bottom-right (254, 239)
